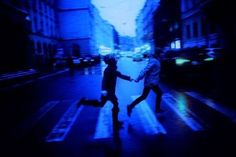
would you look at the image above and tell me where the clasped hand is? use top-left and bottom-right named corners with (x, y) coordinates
top-left (130, 78), bottom-right (139, 82)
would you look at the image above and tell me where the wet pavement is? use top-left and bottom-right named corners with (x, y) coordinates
top-left (0, 57), bottom-right (236, 157)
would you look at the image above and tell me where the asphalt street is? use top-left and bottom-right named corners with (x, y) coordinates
top-left (0, 57), bottom-right (236, 157)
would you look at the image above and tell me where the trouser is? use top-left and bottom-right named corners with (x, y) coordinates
top-left (82, 94), bottom-right (120, 126)
top-left (101, 95), bottom-right (120, 126)
top-left (129, 84), bottom-right (162, 111)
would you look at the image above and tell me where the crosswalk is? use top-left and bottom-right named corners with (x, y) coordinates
top-left (163, 93), bottom-right (205, 131)
top-left (41, 92), bottom-right (236, 143)
top-left (185, 91), bottom-right (236, 124)
top-left (130, 96), bottom-right (167, 135)
top-left (94, 102), bottom-right (113, 139)
top-left (45, 101), bottom-right (84, 142)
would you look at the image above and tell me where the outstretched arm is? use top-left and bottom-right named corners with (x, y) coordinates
top-left (116, 71), bottom-right (133, 81)
top-left (136, 61), bottom-right (153, 81)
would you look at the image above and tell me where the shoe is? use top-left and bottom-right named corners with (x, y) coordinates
top-left (155, 108), bottom-right (165, 113)
top-left (127, 105), bottom-right (132, 117)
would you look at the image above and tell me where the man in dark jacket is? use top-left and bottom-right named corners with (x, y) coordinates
top-left (78, 54), bottom-right (133, 129)
top-left (101, 54), bottom-right (133, 127)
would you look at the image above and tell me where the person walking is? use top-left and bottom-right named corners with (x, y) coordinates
top-left (127, 50), bottom-right (163, 117)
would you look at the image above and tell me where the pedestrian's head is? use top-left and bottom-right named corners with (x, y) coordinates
top-left (103, 53), bottom-right (117, 66)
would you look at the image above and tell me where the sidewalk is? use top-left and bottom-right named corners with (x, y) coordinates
top-left (0, 68), bottom-right (69, 91)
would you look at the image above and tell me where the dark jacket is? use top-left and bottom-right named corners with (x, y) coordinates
top-left (102, 65), bottom-right (131, 95)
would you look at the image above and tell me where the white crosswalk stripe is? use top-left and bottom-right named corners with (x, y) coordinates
top-left (93, 96), bottom-right (167, 139)
top-left (94, 102), bottom-right (113, 139)
top-left (131, 96), bottom-right (167, 135)
top-left (45, 101), bottom-right (84, 142)
top-left (163, 93), bottom-right (204, 131)
top-left (185, 91), bottom-right (236, 123)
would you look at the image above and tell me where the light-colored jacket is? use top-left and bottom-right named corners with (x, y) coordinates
top-left (136, 57), bottom-right (161, 87)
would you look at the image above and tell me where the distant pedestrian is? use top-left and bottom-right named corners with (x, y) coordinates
top-left (127, 49), bottom-right (163, 117)
top-left (78, 53), bottom-right (133, 129)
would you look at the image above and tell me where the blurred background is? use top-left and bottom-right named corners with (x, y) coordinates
top-left (1, 0), bottom-right (235, 106)
top-left (1, 1), bottom-right (236, 156)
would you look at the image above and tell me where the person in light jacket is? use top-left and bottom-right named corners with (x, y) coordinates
top-left (127, 50), bottom-right (163, 117)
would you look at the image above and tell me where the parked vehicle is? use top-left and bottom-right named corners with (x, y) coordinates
top-left (160, 47), bottom-right (223, 85)
top-left (72, 57), bottom-right (81, 65)
top-left (132, 53), bottom-right (143, 61)
top-left (79, 55), bottom-right (101, 67)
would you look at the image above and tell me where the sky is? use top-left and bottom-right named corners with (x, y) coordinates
top-left (92, 0), bottom-right (146, 37)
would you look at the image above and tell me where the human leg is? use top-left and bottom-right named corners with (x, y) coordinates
top-left (77, 95), bottom-right (107, 107)
top-left (109, 96), bottom-right (123, 129)
top-left (151, 84), bottom-right (163, 112)
top-left (127, 86), bottom-right (151, 117)
top-left (99, 95), bottom-right (107, 107)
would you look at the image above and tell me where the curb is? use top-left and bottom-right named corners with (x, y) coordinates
top-left (0, 69), bottom-right (69, 91)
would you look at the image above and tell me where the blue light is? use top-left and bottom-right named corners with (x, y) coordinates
top-left (175, 58), bottom-right (191, 65)
top-left (171, 42), bottom-right (175, 49)
top-left (175, 93), bottom-right (188, 116)
top-left (204, 57), bottom-right (214, 61)
top-left (175, 40), bottom-right (181, 49)
top-left (163, 93), bottom-right (204, 131)
top-left (171, 40), bottom-right (181, 49)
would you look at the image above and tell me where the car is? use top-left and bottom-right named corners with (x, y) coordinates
top-left (161, 47), bottom-right (222, 66)
top-left (132, 53), bottom-right (143, 61)
top-left (72, 57), bottom-right (81, 65)
top-left (79, 55), bottom-right (101, 66)
top-left (160, 47), bottom-right (223, 86)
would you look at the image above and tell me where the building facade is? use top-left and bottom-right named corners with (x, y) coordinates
top-left (90, 4), bottom-right (116, 56)
top-left (153, 0), bottom-right (181, 51)
top-left (57, 0), bottom-right (115, 57)
top-left (28, 0), bottom-right (58, 70)
top-left (57, 0), bottom-right (92, 57)
top-left (135, 0), bottom-right (159, 53)
top-left (0, 0), bottom-right (31, 73)
top-left (181, 0), bottom-right (222, 49)
top-left (1, 0), bottom-right (117, 73)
